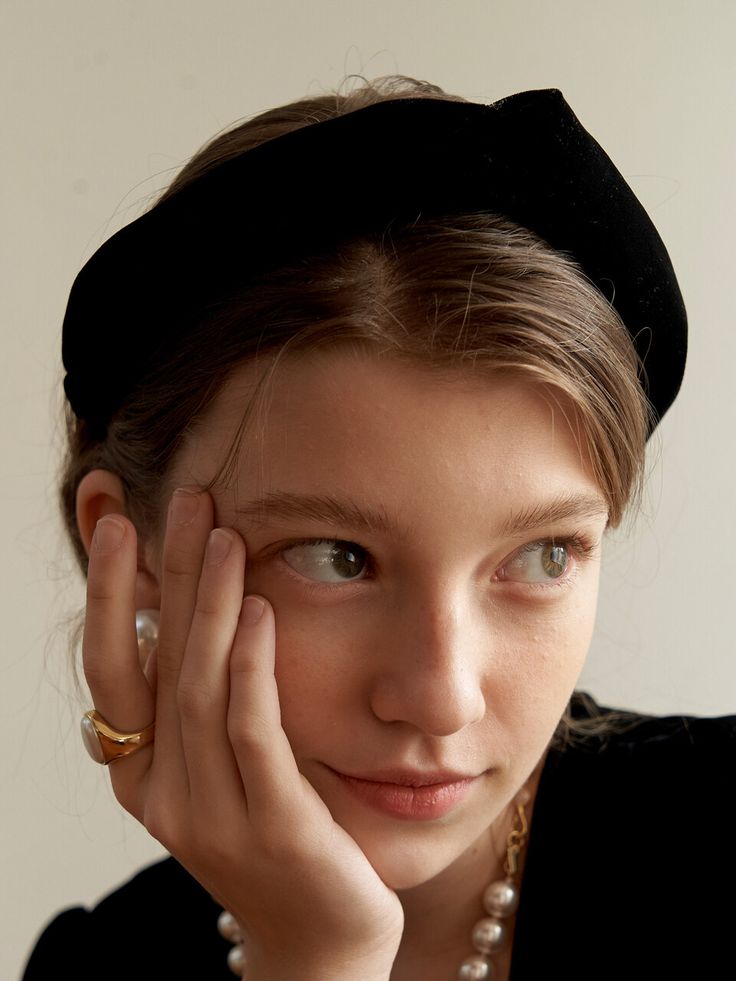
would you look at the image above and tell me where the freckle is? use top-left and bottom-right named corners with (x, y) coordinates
top-left (73, 178), bottom-right (89, 194)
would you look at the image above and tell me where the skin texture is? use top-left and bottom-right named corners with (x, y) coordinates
top-left (76, 350), bottom-right (609, 980)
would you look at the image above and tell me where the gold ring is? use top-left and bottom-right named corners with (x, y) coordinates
top-left (81, 710), bottom-right (155, 765)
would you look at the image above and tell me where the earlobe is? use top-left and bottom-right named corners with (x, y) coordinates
top-left (75, 469), bottom-right (161, 611)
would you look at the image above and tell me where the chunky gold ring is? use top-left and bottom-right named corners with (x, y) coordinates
top-left (81, 710), bottom-right (155, 765)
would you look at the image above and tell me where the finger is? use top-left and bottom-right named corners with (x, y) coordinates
top-left (83, 516), bottom-right (154, 729)
top-left (178, 527), bottom-right (250, 812)
top-left (151, 487), bottom-right (214, 796)
top-left (227, 594), bottom-right (303, 819)
top-left (82, 515), bottom-right (154, 789)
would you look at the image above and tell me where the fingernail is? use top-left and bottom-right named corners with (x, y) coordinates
top-left (242, 595), bottom-right (265, 623)
top-left (170, 488), bottom-right (200, 526)
top-left (205, 528), bottom-right (233, 565)
top-left (93, 516), bottom-right (126, 552)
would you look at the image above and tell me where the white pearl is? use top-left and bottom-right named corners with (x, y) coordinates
top-left (472, 915), bottom-right (506, 953)
top-left (483, 880), bottom-right (519, 918)
top-left (217, 909), bottom-right (243, 943)
top-left (135, 608), bottom-right (159, 664)
top-left (226, 943), bottom-right (246, 976)
top-left (458, 953), bottom-right (494, 979)
top-left (80, 715), bottom-right (104, 763)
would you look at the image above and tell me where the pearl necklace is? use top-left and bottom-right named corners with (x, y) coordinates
top-left (217, 786), bottom-right (530, 980)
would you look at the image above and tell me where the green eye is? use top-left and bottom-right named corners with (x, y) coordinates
top-left (541, 544), bottom-right (569, 578)
top-left (501, 540), bottom-right (571, 584)
top-left (282, 539), bottom-right (368, 583)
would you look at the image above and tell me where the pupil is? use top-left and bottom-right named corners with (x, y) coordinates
top-left (331, 543), bottom-right (364, 578)
top-left (542, 544), bottom-right (568, 578)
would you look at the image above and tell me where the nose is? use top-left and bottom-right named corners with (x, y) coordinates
top-left (369, 588), bottom-right (487, 737)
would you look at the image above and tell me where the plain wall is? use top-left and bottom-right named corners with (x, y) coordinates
top-left (3, 1), bottom-right (735, 976)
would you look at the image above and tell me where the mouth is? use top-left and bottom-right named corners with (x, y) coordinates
top-left (327, 766), bottom-right (481, 821)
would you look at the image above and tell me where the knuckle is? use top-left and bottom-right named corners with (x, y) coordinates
top-left (229, 652), bottom-right (259, 680)
top-left (162, 543), bottom-right (200, 582)
top-left (85, 579), bottom-right (117, 602)
top-left (82, 659), bottom-right (127, 697)
top-left (192, 596), bottom-right (223, 621)
top-left (177, 677), bottom-right (217, 718)
top-left (154, 654), bottom-right (181, 686)
top-left (154, 639), bottom-right (188, 680)
top-left (227, 711), bottom-right (271, 753)
top-left (162, 567), bottom-right (197, 595)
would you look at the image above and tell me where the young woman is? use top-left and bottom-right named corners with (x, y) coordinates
top-left (23, 75), bottom-right (735, 980)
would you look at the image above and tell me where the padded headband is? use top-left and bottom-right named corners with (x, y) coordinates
top-left (61, 88), bottom-right (687, 436)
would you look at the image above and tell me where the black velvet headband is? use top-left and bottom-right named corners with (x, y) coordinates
top-left (62, 88), bottom-right (687, 436)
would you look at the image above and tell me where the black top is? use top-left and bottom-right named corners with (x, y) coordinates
top-left (22, 692), bottom-right (736, 980)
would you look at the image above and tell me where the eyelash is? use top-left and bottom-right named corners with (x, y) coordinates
top-left (272, 532), bottom-right (599, 596)
top-left (500, 533), bottom-right (598, 594)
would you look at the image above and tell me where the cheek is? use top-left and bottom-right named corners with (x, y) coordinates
top-left (486, 588), bottom-right (599, 753)
top-left (270, 604), bottom-right (364, 750)
top-left (262, 570), bottom-right (600, 762)
top-left (517, 600), bottom-right (597, 684)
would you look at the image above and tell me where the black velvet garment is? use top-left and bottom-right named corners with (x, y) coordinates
top-left (22, 692), bottom-right (736, 980)
top-left (61, 91), bottom-right (687, 439)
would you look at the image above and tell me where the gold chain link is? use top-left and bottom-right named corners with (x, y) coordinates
top-left (503, 800), bottom-right (529, 878)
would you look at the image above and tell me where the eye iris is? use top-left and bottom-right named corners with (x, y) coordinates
top-left (542, 544), bottom-right (568, 578)
top-left (329, 543), bottom-right (364, 578)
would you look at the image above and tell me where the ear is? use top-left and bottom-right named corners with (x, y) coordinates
top-left (76, 469), bottom-right (161, 611)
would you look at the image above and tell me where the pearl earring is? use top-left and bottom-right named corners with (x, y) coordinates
top-left (135, 608), bottom-right (160, 667)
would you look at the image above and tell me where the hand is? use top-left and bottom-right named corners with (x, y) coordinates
top-left (82, 487), bottom-right (403, 980)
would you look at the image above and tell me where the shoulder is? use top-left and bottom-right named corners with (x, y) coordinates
top-left (22, 856), bottom-right (232, 979)
top-left (513, 692), bottom-right (736, 976)
top-left (548, 690), bottom-right (736, 814)
top-left (559, 692), bottom-right (736, 902)
top-left (564, 689), bottom-right (736, 773)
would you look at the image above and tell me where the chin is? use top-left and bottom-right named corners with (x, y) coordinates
top-left (310, 764), bottom-right (511, 890)
top-left (350, 826), bottom-right (468, 890)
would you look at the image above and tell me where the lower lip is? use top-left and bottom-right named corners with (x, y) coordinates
top-left (333, 771), bottom-right (476, 821)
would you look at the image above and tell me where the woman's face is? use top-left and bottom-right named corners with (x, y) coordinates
top-left (163, 349), bottom-right (609, 890)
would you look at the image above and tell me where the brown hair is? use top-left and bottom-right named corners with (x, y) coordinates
top-left (58, 74), bottom-right (657, 749)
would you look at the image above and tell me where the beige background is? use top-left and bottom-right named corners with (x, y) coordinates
top-left (3, 0), bottom-right (735, 976)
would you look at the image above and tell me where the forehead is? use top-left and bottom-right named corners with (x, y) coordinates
top-left (172, 349), bottom-right (602, 522)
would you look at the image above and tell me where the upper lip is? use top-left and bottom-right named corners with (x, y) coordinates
top-left (329, 766), bottom-right (481, 787)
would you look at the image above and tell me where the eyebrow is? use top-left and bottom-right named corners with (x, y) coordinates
top-left (234, 493), bottom-right (406, 539)
top-left (233, 490), bottom-right (609, 539)
top-left (498, 493), bottom-right (609, 536)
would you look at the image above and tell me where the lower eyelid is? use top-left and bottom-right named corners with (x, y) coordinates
top-left (275, 561), bottom-right (370, 597)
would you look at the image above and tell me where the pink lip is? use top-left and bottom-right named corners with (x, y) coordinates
top-left (329, 767), bottom-right (479, 821)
